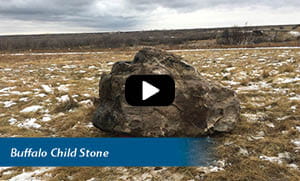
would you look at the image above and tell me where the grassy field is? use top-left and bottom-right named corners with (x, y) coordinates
top-left (0, 47), bottom-right (300, 180)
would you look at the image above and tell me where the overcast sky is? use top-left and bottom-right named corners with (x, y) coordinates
top-left (0, 0), bottom-right (299, 35)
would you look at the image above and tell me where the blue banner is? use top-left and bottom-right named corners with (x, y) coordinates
top-left (0, 138), bottom-right (214, 166)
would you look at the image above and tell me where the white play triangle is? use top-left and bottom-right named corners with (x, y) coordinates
top-left (142, 81), bottom-right (160, 100)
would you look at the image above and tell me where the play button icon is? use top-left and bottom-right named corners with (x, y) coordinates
top-left (142, 81), bottom-right (160, 100)
top-left (125, 75), bottom-right (175, 106)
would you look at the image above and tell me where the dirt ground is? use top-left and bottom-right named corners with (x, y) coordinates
top-left (0, 47), bottom-right (299, 180)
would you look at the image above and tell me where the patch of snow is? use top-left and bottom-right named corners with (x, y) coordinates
top-left (289, 95), bottom-right (300, 101)
top-left (19, 97), bottom-right (29, 102)
top-left (7, 80), bottom-right (17, 83)
top-left (84, 77), bottom-right (94, 81)
top-left (295, 126), bottom-right (300, 132)
top-left (8, 167), bottom-right (51, 181)
top-left (225, 67), bottom-right (235, 71)
top-left (2, 170), bottom-right (14, 175)
top-left (276, 77), bottom-right (300, 84)
top-left (266, 122), bottom-right (275, 128)
top-left (56, 95), bottom-right (70, 103)
top-left (257, 58), bottom-right (266, 62)
top-left (17, 118), bottom-right (41, 129)
top-left (289, 31), bottom-right (300, 37)
top-left (107, 62), bottom-right (115, 65)
top-left (57, 85), bottom-right (69, 92)
top-left (3, 101), bottom-right (17, 108)
top-left (42, 114), bottom-right (51, 122)
top-left (291, 139), bottom-right (300, 147)
top-left (41, 85), bottom-right (53, 94)
top-left (36, 93), bottom-right (47, 97)
top-left (0, 167), bottom-right (11, 172)
top-left (62, 65), bottom-right (77, 69)
top-left (216, 57), bottom-right (224, 61)
top-left (86, 122), bottom-right (94, 128)
top-left (288, 163), bottom-right (298, 169)
top-left (259, 155), bottom-right (282, 164)
top-left (79, 99), bottom-right (93, 107)
top-left (0, 93), bottom-right (10, 97)
top-left (88, 65), bottom-right (97, 69)
top-left (8, 118), bottom-right (17, 125)
top-left (86, 178), bottom-right (97, 181)
top-left (222, 80), bottom-right (240, 85)
top-left (82, 93), bottom-right (90, 97)
top-left (0, 86), bottom-right (17, 93)
top-left (10, 91), bottom-right (32, 95)
top-left (20, 105), bottom-right (43, 113)
top-left (78, 70), bottom-right (86, 73)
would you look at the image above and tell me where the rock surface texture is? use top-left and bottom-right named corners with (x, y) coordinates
top-left (93, 48), bottom-right (240, 137)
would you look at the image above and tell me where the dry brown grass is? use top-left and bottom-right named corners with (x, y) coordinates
top-left (0, 47), bottom-right (300, 180)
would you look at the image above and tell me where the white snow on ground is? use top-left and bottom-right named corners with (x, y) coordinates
top-left (289, 95), bottom-right (300, 101)
top-left (8, 168), bottom-right (52, 181)
top-left (259, 152), bottom-right (293, 166)
top-left (41, 115), bottom-right (51, 122)
top-left (84, 77), bottom-right (94, 81)
top-left (260, 155), bottom-right (283, 164)
top-left (291, 139), bottom-right (300, 147)
top-left (20, 105), bottom-right (43, 113)
top-left (56, 95), bottom-right (70, 102)
top-left (2, 170), bottom-right (14, 175)
top-left (19, 97), bottom-right (29, 102)
top-left (57, 85), bottom-right (69, 92)
top-left (257, 58), bottom-right (266, 62)
top-left (2, 101), bottom-right (16, 108)
top-left (9, 91), bottom-right (32, 96)
top-left (17, 118), bottom-right (41, 129)
top-left (265, 122), bottom-right (275, 128)
top-left (0, 94), bottom-right (9, 97)
top-left (78, 70), bottom-right (86, 73)
top-left (0, 86), bottom-right (16, 93)
top-left (222, 80), bottom-right (240, 85)
top-left (0, 167), bottom-right (11, 172)
top-left (289, 31), bottom-right (300, 37)
top-left (79, 99), bottom-right (93, 108)
top-left (35, 93), bottom-right (47, 97)
top-left (88, 65), bottom-right (97, 69)
top-left (62, 65), bottom-right (77, 69)
top-left (107, 62), bottom-right (115, 65)
top-left (276, 77), bottom-right (300, 84)
top-left (41, 85), bottom-right (53, 94)
top-left (237, 81), bottom-right (272, 92)
top-left (295, 126), bottom-right (300, 132)
top-left (86, 122), bottom-right (94, 128)
top-left (8, 118), bottom-right (17, 125)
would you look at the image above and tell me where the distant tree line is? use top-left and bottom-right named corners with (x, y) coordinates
top-left (0, 24), bottom-right (299, 50)
top-left (216, 26), bottom-right (300, 45)
top-left (0, 29), bottom-right (217, 51)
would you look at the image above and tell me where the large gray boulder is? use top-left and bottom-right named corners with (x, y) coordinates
top-left (93, 48), bottom-right (240, 137)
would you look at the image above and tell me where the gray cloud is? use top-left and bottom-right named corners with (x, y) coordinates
top-left (0, 0), bottom-right (141, 30)
top-left (0, 0), bottom-right (299, 35)
top-left (127, 0), bottom-right (300, 12)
